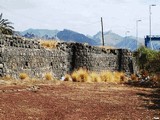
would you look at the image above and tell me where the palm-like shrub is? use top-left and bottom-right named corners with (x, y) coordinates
top-left (0, 13), bottom-right (14, 35)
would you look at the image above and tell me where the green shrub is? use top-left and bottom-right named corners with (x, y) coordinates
top-left (136, 46), bottom-right (160, 73)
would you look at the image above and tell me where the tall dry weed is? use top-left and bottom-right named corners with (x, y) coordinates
top-left (40, 40), bottom-right (58, 49)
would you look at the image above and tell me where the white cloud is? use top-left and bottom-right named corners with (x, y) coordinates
top-left (0, 0), bottom-right (160, 37)
top-left (0, 0), bottom-right (35, 10)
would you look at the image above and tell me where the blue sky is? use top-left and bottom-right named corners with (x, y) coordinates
top-left (0, 0), bottom-right (160, 37)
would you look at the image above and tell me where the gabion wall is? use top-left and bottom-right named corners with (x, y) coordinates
top-left (0, 35), bottom-right (135, 79)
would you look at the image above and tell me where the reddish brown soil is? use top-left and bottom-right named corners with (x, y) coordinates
top-left (0, 82), bottom-right (160, 120)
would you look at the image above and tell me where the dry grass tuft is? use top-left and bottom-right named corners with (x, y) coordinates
top-left (99, 46), bottom-right (116, 50)
top-left (64, 74), bottom-right (72, 81)
top-left (113, 71), bottom-right (126, 83)
top-left (71, 68), bottom-right (89, 82)
top-left (100, 71), bottom-right (114, 82)
top-left (19, 73), bottom-right (28, 80)
top-left (90, 72), bottom-right (101, 82)
top-left (67, 68), bottom-right (126, 84)
top-left (45, 73), bottom-right (53, 80)
top-left (40, 40), bottom-right (58, 49)
top-left (2, 75), bottom-right (12, 81)
top-left (150, 73), bottom-right (160, 85)
top-left (131, 74), bottom-right (138, 81)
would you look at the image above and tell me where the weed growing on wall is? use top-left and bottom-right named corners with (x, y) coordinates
top-left (40, 40), bottom-right (58, 49)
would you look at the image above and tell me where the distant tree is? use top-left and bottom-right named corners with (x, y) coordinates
top-left (0, 13), bottom-right (14, 35)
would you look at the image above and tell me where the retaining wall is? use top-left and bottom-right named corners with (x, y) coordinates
top-left (0, 35), bottom-right (135, 79)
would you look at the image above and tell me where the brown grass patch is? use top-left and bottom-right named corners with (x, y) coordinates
top-left (99, 46), bottom-right (116, 50)
top-left (90, 72), bottom-right (101, 82)
top-left (44, 73), bottom-right (53, 80)
top-left (113, 71), bottom-right (126, 83)
top-left (2, 75), bottom-right (12, 81)
top-left (64, 74), bottom-right (72, 81)
top-left (71, 68), bottom-right (90, 82)
top-left (100, 71), bottom-right (114, 82)
top-left (131, 74), bottom-right (138, 81)
top-left (150, 74), bottom-right (160, 85)
top-left (65, 68), bottom-right (126, 83)
top-left (40, 40), bottom-right (58, 49)
top-left (19, 73), bottom-right (28, 80)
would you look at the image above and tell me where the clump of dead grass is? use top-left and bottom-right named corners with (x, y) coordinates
top-left (90, 72), bottom-right (101, 82)
top-left (64, 68), bottom-right (127, 84)
top-left (99, 46), bottom-right (116, 50)
top-left (0, 73), bottom-right (60, 86)
top-left (71, 68), bottom-right (90, 82)
top-left (113, 71), bottom-right (126, 83)
top-left (19, 73), bottom-right (28, 80)
top-left (130, 74), bottom-right (138, 81)
top-left (64, 74), bottom-right (72, 81)
top-left (40, 40), bottom-right (58, 49)
top-left (44, 73), bottom-right (53, 80)
top-left (100, 71), bottom-right (114, 82)
top-left (2, 75), bottom-right (12, 81)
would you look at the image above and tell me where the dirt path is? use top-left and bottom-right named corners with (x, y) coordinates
top-left (0, 82), bottom-right (159, 120)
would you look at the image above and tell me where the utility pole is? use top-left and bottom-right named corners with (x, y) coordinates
top-left (101, 17), bottom-right (105, 46)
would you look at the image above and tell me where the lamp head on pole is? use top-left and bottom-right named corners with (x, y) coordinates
top-left (126, 31), bottom-right (130, 33)
top-left (125, 31), bottom-right (130, 36)
top-left (151, 4), bottom-right (156, 6)
top-left (137, 20), bottom-right (141, 22)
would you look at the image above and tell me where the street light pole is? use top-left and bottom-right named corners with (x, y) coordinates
top-left (136, 20), bottom-right (141, 50)
top-left (149, 4), bottom-right (156, 50)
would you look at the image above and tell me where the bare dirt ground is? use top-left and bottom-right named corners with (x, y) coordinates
top-left (0, 82), bottom-right (160, 120)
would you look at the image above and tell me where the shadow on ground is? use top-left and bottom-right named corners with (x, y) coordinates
top-left (126, 80), bottom-right (159, 88)
top-left (126, 81), bottom-right (160, 118)
top-left (137, 88), bottom-right (160, 110)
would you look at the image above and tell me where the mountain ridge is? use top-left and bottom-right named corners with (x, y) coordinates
top-left (19, 28), bottom-right (150, 51)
